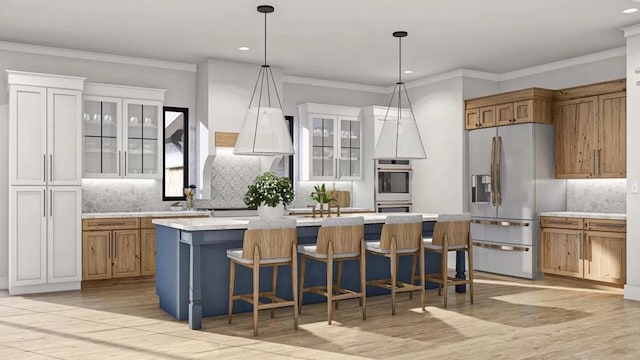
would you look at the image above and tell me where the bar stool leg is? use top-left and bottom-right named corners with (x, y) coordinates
top-left (228, 261), bottom-right (236, 324)
top-left (468, 246), bottom-right (475, 304)
top-left (419, 249), bottom-right (426, 311)
top-left (360, 241), bottom-right (367, 320)
top-left (390, 249), bottom-right (398, 316)
top-left (299, 256), bottom-right (306, 314)
top-left (409, 254), bottom-right (417, 300)
top-left (291, 243), bottom-right (299, 330)
top-left (270, 265), bottom-right (278, 319)
top-left (327, 246), bottom-right (334, 325)
top-left (253, 253), bottom-right (260, 337)
top-left (442, 247), bottom-right (448, 308)
top-left (335, 260), bottom-right (343, 310)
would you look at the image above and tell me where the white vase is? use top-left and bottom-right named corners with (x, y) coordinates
top-left (257, 203), bottom-right (285, 221)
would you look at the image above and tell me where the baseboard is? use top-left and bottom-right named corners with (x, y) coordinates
top-left (0, 276), bottom-right (7, 290)
top-left (624, 284), bottom-right (640, 301)
top-left (8, 281), bottom-right (80, 295)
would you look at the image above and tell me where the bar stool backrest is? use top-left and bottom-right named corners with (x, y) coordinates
top-left (316, 216), bottom-right (365, 255)
top-left (432, 213), bottom-right (471, 247)
top-left (242, 218), bottom-right (298, 260)
top-left (380, 214), bottom-right (423, 251)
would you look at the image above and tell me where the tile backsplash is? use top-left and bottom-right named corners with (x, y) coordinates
top-left (82, 179), bottom-right (170, 213)
top-left (566, 179), bottom-right (626, 213)
top-left (210, 149), bottom-right (262, 209)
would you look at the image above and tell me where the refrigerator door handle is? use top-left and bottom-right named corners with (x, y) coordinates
top-left (495, 136), bottom-right (502, 206)
top-left (490, 136), bottom-right (496, 206)
top-left (471, 219), bottom-right (530, 227)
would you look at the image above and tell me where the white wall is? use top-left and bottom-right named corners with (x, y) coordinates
top-left (624, 31), bottom-right (640, 300)
top-left (0, 49), bottom-right (196, 288)
top-left (498, 56), bottom-right (626, 92)
top-left (283, 82), bottom-right (387, 208)
top-left (409, 77), bottom-right (465, 214)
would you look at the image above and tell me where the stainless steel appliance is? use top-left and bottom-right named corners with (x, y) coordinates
top-left (469, 123), bottom-right (565, 279)
top-left (376, 202), bottom-right (412, 213)
top-left (375, 162), bottom-right (411, 203)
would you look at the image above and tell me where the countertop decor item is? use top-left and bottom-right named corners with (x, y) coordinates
top-left (244, 171), bottom-right (294, 220)
top-left (373, 31), bottom-right (427, 160)
top-left (233, 5), bottom-right (294, 156)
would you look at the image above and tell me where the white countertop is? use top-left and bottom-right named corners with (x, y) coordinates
top-left (153, 213), bottom-right (439, 231)
top-left (82, 210), bottom-right (211, 219)
top-left (539, 211), bottom-right (626, 220)
top-left (287, 207), bottom-right (375, 214)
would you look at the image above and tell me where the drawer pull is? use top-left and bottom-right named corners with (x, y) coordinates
top-left (91, 222), bottom-right (134, 227)
top-left (588, 223), bottom-right (625, 228)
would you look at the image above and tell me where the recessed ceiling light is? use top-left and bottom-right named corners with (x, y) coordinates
top-left (623, 8), bottom-right (638, 14)
top-left (403, 70), bottom-right (414, 74)
top-left (238, 46), bottom-right (250, 51)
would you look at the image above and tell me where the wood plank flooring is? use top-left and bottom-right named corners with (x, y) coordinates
top-left (1, 273), bottom-right (639, 359)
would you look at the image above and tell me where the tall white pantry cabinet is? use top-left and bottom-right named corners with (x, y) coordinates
top-left (7, 71), bottom-right (85, 295)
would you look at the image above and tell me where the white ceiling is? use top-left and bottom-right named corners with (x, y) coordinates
top-left (1, 0), bottom-right (639, 86)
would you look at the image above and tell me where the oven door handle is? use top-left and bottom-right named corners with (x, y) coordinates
top-left (376, 168), bottom-right (413, 172)
top-left (376, 202), bottom-right (413, 207)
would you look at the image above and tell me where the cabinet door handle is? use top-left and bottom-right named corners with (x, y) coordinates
top-left (50, 189), bottom-right (53, 217)
top-left (596, 149), bottom-right (601, 176)
top-left (50, 154), bottom-right (53, 182)
top-left (43, 189), bottom-right (46, 217)
top-left (124, 151), bottom-right (127, 176)
top-left (118, 151), bottom-right (121, 176)
top-left (592, 149), bottom-right (596, 176)
top-left (43, 154), bottom-right (46, 182)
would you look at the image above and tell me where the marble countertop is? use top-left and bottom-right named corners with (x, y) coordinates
top-left (153, 213), bottom-right (439, 231)
top-left (538, 211), bottom-right (626, 220)
top-left (82, 210), bottom-right (211, 219)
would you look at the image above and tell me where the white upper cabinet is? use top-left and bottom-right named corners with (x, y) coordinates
top-left (298, 103), bottom-right (362, 181)
top-left (8, 72), bottom-right (84, 186)
top-left (83, 83), bottom-right (165, 179)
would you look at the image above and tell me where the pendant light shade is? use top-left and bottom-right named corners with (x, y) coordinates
top-left (373, 31), bottom-right (426, 160)
top-left (234, 5), bottom-right (294, 156)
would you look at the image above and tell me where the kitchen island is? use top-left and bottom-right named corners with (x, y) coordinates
top-left (153, 213), bottom-right (467, 329)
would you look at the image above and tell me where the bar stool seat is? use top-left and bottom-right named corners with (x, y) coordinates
top-left (365, 242), bottom-right (419, 254)
top-left (422, 239), bottom-right (467, 251)
top-left (299, 216), bottom-right (366, 325)
top-left (227, 218), bottom-right (298, 337)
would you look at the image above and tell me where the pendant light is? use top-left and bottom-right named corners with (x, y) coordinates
top-left (234, 5), bottom-right (294, 156)
top-left (373, 31), bottom-right (426, 160)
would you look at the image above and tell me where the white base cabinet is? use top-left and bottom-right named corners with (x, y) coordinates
top-left (9, 187), bottom-right (82, 292)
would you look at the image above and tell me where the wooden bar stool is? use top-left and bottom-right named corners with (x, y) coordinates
top-left (298, 216), bottom-right (366, 324)
top-left (417, 213), bottom-right (474, 308)
top-left (365, 214), bottom-right (425, 315)
top-left (226, 218), bottom-right (298, 336)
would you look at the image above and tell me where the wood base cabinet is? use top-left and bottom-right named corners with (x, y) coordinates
top-left (82, 218), bottom-right (141, 280)
top-left (540, 216), bottom-right (626, 285)
top-left (140, 228), bottom-right (156, 276)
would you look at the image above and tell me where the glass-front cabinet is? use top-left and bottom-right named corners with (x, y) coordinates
top-left (298, 103), bottom-right (362, 181)
top-left (83, 83), bottom-right (165, 179)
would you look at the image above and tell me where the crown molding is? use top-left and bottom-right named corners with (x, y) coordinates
top-left (282, 75), bottom-right (388, 94)
top-left (0, 40), bottom-right (197, 72)
top-left (402, 69), bottom-right (498, 91)
top-left (623, 23), bottom-right (640, 38)
top-left (497, 47), bottom-right (626, 81)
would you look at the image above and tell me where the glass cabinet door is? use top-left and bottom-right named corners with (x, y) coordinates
top-left (311, 116), bottom-right (335, 178)
top-left (83, 98), bottom-right (121, 177)
top-left (125, 102), bottom-right (160, 176)
top-left (339, 117), bottom-right (361, 179)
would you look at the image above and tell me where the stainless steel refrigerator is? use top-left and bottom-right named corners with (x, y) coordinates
top-left (468, 123), bottom-right (565, 279)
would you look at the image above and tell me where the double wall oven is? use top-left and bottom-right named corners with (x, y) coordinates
top-left (375, 160), bottom-right (412, 213)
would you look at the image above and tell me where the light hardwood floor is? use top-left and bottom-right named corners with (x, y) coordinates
top-left (1, 273), bottom-right (639, 359)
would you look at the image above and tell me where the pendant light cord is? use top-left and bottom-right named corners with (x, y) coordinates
top-left (395, 35), bottom-right (402, 157)
top-left (264, 11), bottom-right (267, 66)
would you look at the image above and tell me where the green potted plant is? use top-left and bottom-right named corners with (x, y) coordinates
top-left (244, 171), bottom-right (294, 220)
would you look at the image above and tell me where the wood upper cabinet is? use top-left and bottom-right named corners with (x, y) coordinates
top-left (112, 230), bottom-right (140, 278)
top-left (598, 92), bottom-right (626, 178)
top-left (552, 79), bottom-right (626, 179)
top-left (465, 88), bottom-right (553, 130)
top-left (465, 109), bottom-right (480, 129)
top-left (140, 228), bottom-right (156, 276)
top-left (541, 228), bottom-right (583, 278)
top-left (553, 97), bottom-right (599, 178)
top-left (540, 216), bottom-right (626, 285)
